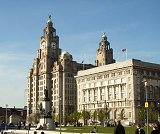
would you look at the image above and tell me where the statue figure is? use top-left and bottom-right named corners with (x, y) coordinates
top-left (48, 15), bottom-right (51, 20)
top-left (44, 87), bottom-right (50, 101)
top-left (46, 111), bottom-right (52, 118)
top-left (39, 103), bottom-right (43, 114)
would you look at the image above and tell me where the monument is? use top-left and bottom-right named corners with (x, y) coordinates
top-left (38, 87), bottom-right (55, 130)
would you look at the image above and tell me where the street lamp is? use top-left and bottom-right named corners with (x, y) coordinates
top-left (158, 102), bottom-right (160, 122)
top-left (59, 96), bottom-right (62, 134)
top-left (5, 104), bottom-right (8, 131)
top-left (143, 78), bottom-right (149, 134)
top-left (83, 104), bottom-right (85, 125)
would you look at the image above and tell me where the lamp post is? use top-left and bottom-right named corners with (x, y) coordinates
top-left (5, 104), bottom-right (8, 131)
top-left (104, 100), bottom-right (108, 127)
top-left (97, 101), bottom-right (99, 125)
top-left (83, 104), bottom-right (85, 125)
top-left (59, 96), bottom-right (62, 134)
top-left (143, 78), bottom-right (149, 134)
top-left (158, 102), bottom-right (160, 122)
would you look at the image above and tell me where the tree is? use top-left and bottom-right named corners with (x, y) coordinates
top-left (148, 103), bottom-right (158, 122)
top-left (98, 109), bottom-right (105, 124)
top-left (91, 110), bottom-right (98, 125)
top-left (72, 111), bottom-right (81, 124)
top-left (81, 110), bottom-right (91, 125)
top-left (51, 111), bottom-right (56, 121)
top-left (137, 104), bottom-right (158, 124)
top-left (137, 107), bottom-right (146, 123)
top-left (118, 109), bottom-right (127, 120)
top-left (27, 114), bottom-right (35, 123)
top-left (104, 107), bottom-right (109, 121)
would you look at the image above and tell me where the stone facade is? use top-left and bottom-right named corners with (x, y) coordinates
top-left (27, 17), bottom-right (94, 122)
top-left (75, 59), bottom-right (160, 123)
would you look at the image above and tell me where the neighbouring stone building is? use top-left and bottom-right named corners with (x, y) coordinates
top-left (0, 107), bottom-right (27, 124)
top-left (75, 59), bottom-right (160, 124)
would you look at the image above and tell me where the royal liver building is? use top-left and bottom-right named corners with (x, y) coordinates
top-left (27, 16), bottom-right (160, 124)
top-left (27, 17), bottom-right (93, 122)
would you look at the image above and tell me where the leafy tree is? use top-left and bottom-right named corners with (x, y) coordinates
top-left (98, 109), bottom-right (105, 123)
top-left (72, 111), bottom-right (81, 124)
top-left (137, 104), bottom-right (158, 123)
top-left (118, 109), bottom-right (127, 120)
top-left (81, 110), bottom-right (91, 125)
top-left (104, 107), bottom-right (110, 121)
top-left (52, 111), bottom-right (56, 121)
top-left (148, 103), bottom-right (158, 122)
top-left (91, 110), bottom-right (98, 125)
top-left (28, 114), bottom-right (35, 123)
top-left (137, 107), bottom-right (146, 123)
top-left (64, 114), bottom-right (71, 124)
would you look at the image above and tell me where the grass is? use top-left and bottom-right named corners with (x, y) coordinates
top-left (52, 125), bottom-right (150, 134)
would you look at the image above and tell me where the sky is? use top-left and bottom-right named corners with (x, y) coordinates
top-left (0, 0), bottom-right (160, 108)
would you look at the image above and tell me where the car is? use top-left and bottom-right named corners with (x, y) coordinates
top-left (8, 123), bottom-right (17, 129)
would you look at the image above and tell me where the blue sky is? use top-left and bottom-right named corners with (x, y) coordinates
top-left (0, 0), bottom-right (160, 108)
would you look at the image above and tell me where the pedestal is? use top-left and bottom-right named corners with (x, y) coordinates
top-left (39, 117), bottom-right (55, 130)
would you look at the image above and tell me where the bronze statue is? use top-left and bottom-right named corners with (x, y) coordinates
top-left (44, 87), bottom-right (50, 101)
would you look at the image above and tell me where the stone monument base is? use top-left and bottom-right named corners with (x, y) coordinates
top-left (39, 117), bottom-right (56, 130)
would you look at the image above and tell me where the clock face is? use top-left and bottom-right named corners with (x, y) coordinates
top-left (41, 42), bottom-right (45, 49)
top-left (51, 42), bottom-right (56, 48)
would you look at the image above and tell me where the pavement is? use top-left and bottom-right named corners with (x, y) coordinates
top-left (1, 129), bottom-right (110, 134)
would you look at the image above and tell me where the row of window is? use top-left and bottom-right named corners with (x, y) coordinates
top-left (79, 69), bottom-right (131, 83)
top-left (80, 79), bottom-right (127, 89)
top-left (79, 101), bottom-right (131, 110)
top-left (82, 86), bottom-right (127, 102)
top-left (137, 69), bottom-right (160, 77)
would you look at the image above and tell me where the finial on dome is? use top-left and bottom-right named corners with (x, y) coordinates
top-left (47, 14), bottom-right (52, 23)
top-left (102, 32), bottom-right (106, 38)
top-left (48, 14), bottom-right (51, 20)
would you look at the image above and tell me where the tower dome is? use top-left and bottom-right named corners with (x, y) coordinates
top-left (102, 32), bottom-right (106, 38)
top-left (60, 51), bottom-right (73, 60)
top-left (47, 15), bottom-right (53, 25)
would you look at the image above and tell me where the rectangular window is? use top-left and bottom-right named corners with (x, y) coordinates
top-left (88, 90), bottom-right (91, 102)
top-left (94, 89), bottom-right (98, 101)
top-left (121, 85), bottom-right (125, 99)
top-left (114, 86), bottom-right (119, 100)
top-left (108, 80), bottom-right (111, 85)
top-left (104, 74), bottom-right (109, 78)
top-left (118, 72), bottom-right (122, 75)
top-left (111, 73), bottom-right (115, 77)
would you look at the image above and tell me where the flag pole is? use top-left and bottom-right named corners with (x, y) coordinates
top-left (125, 49), bottom-right (127, 60)
top-left (122, 48), bottom-right (127, 60)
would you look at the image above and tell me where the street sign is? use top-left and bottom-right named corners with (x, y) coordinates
top-left (145, 102), bottom-right (148, 108)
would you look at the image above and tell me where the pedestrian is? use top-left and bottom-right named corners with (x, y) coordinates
top-left (156, 121), bottom-right (160, 130)
top-left (28, 123), bottom-right (31, 130)
top-left (91, 126), bottom-right (98, 133)
top-left (18, 121), bottom-right (21, 130)
top-left (135, 124), bottom-right (145, 134)
top-left (114, 120), bottom-right (125, 134)
top-left (151, 123), bottom-right (160, 134)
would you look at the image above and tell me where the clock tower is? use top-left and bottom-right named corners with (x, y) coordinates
top-left (27, 16), bottom-right (61, 115)
top-left (39, 15), bottom-right (61, 62)
top-left (95, 33), bottom-right (115, 66)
